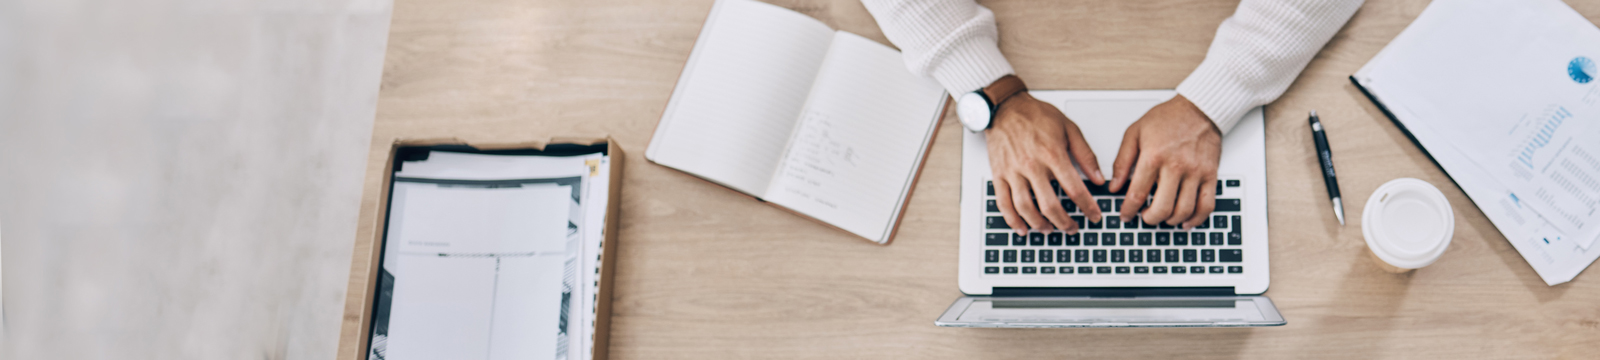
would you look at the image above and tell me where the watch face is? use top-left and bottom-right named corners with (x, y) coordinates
top-left (957, 92), bottom-right (992, 131)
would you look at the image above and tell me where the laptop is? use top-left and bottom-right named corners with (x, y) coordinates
top-left (938, 90), bottom-right (1284, 327)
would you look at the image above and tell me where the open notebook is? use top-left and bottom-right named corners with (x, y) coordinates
top-left (647, 0), bottom-right (948, 244)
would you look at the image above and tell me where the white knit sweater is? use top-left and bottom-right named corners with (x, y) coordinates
top-left (860, 0), bottom-right (1364, 134)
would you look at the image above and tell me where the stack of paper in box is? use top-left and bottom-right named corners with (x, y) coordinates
top-left (343, 140), bottom-right (623, 360)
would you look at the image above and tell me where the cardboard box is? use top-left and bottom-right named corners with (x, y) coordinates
top-left (336, 137), bottom-right (624, 360)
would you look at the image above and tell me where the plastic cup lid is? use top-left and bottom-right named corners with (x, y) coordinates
top-left (1362, 178), bottom-right (1454, 269)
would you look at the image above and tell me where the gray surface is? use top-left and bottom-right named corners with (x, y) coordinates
top-left (0, 0), bottom-right (390, 358)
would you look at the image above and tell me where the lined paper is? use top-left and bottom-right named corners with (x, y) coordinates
top-left (647, 0), bottom-right (835, 196)
top-left (764, 32), bottom-right (946, 242)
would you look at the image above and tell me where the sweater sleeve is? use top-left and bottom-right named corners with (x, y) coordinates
top-left (860, 0), bottom-right (1016, 95)
top-left (1177, 0), bottom-right (1363, 134)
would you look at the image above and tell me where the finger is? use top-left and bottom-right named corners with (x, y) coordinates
top-left (1184, 174), bottom-right (1218, 229)
top-left (992, 178), bottom-right (1027, 234)
top-left (1063, 121), bottom-right (1105, 185)
top-left (1142, 166), bottom-right (1185, 224)
top-left (1027, 173), bottom-right (1069, 233)
top-left (1108, 123), bottom-right (1141, 192)
top-left (1050, 164), bottom-right (1098, 230)
top-left (1008, 176), bottom-right (1049, 233)
top-left (1168, 174), bottom-right (1204, 226)
top-left (1119, 156), bottom-right (1160, 220)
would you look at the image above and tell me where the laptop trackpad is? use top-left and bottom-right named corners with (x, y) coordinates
top-left (935, 296), bottom-right (1286, 328)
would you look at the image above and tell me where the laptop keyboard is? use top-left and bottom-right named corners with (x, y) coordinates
top-left (981, 179), bottom-right (1246, 276)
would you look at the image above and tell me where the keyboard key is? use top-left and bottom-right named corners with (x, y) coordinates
top-left (1216, 180), bottom-right (1223, 195)
top-left (986, 233), bottom-right (1008, 246)
top-left (1232, 216), bottom-right (1243, 234)
top-left (1030, 233), bottom-right (1045, 246)
top-left (1210, 266), bottom-right (1225, 274)
top-left (1196, 217), bottom-right (1210, 229)
top-left (1083, 233), bottom-right (1099, 246)
top-left (1147, 249), bottom-right (1161, 263)
top-left (987, 216), bottom-right (1010, 229)
top-left (1201, 249), bottom-right (1216, 262)
top-left (1003, 250), bottom-right (1017, 263)
top-left (1153, 266), bottom-right (1168, 274)
top-left (1228, 266), bottom-right (1243, 274)
top-left (1138, 233), bottom-right (1152, 246)
top-left (1124, 217), bottom-right (1140, 229)
top-left (1115, 266), bottom-right (1130, 274)
top-left (1078, 266), bottom-right (1093, 274)
top-left (1041, 266), bottom-right (1056, 274)
top-left (1215, 199), bottom-right (1241, 212)
top-left (1097, 199), bottom-right (1112, 212)
top-left (1072, 215), bottom-right (1086, 229)
top-left (1097, 266), bottom-right (1113, 274)
top-left (1022, 266), bottom-right (1037, 274)
top-left (1060, 266), bottom-right (1075, 274)
top-left (1226, 179), bottom-right (1240, 187)
top-left (985, 250), bottom-right (999, 263)
top-left (1039, 249), bottom-right (1053, 263)
top-left (1093, 250), bottom-right (1107, 263)
top-left (1062, 199), bottom-right (1077, 213)
top-left (985, 266), bottom-right (1000, 274)
top-left (1183, 249), bottom-right (1197, 262)
top-left (1156, 232), bottom-right (1171, 246)
top-left (1220, 249), bottom-right (1242, 262)
top-left (1048, 232), bottom-right (1063, 246)
top-left (1120, 233), bottom-right (1135, 246)
top-left (1110, 249), bottom-right (1126, 263)
top-left (1165, 249), bottom-right (1180, 263)
top-left (1128, 249), bottom-right (1142, 263)
top-left (1104, 233), bottom-right (1119, 246)
top-left (1014, 233), bottom-right (1027, 246)
top-left (987, 181), bottom-right (994, 196)
top-left (1004, 266), bottom-right (1018, 274)
top-left (1075, 250), bottom-right (1090, 263)
top-left (1213, 215), bottom-right (1228, 228)
top-left (1134, 266), bottom-right (1149, 274)
top-left (1191, 232), bottom-right (1206, 246)
top-left (1086, 217), bottom-right (1102, 229)
top-left (986, 199), bottom-right (998, 212)
top-left (1172, 266), bottom-right (1187, 274)
top-left (1142, 218), bottom-right (1159, 229)
top-left (1228, 232), bottom-right (1242, 245)
top-left (1051, 180), bottom-right (1063, 196)
top-left (1210, 232), bottom-right (1225, 245)
top-left (1106, 216), bottom-right (1121, 228)
top-left (1191, 266), bottom-right (1206, 274)
top-left (1021, 250), bottom-right (1036, 263)
top-left (1057, 250), bottom-right (1072, 263)
top-left (1065, 233), bottom-right (1080, 246)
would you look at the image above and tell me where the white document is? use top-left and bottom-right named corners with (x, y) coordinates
top-left (647, 0), bottom-right (946, 244)
top-left (1355, 0), bottom-right (1600, 283)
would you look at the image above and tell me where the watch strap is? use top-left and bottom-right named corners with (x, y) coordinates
top-left (982, 75), bottom-right (1027, 110)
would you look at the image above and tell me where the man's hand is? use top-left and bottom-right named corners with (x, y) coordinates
top-left (1110, 94), bottom-right (1222, 228)
top-left (987, 92), bottom-right (1106, 234)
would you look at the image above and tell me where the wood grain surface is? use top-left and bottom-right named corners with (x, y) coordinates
top-left (340, 0), bottom-right (1600, 358)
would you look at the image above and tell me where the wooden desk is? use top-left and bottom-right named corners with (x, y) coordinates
top-left (341, 0), bottom-right (1600, 357)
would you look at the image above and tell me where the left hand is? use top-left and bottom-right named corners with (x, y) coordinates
top-left (1108, 94), bottom-right (1222, 228)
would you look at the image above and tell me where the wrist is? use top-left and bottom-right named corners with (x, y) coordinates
top-left (959, 75), bottom-right (1028, 132)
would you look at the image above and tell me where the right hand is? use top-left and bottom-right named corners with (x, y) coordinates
top-left (986, 92), bottom-right (1107, 234)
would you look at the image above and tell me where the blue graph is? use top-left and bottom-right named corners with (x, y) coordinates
top-left (1571, 56), bottom-right (1595, 84)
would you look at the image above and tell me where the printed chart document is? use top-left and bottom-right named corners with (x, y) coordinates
top-left (368, 150), bottom-right (611, 360)
top-left (647, 0), bottom-right (947, 244)
top-left (1354, 0), bottom-right (1600, 284)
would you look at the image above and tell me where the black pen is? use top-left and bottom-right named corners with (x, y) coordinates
top-left (1309, 111), bottom-right (1344, 225)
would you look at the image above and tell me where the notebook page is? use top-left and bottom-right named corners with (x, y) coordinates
top-left (646, 0), bottom-right (835, 196)
top-left (764, 31), bottom-right (946, 242)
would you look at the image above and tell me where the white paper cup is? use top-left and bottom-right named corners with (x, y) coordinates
top-left (1362, 178), bottom-right (1454, 273)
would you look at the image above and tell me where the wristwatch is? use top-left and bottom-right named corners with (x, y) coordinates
top-left (956, 74), bottom-right (1028, 132)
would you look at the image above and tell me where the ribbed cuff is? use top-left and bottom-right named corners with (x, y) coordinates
top-left (1176, 60), bottom-right (1255, 135)
top-left (925, 34), bottom-right (1015, 96)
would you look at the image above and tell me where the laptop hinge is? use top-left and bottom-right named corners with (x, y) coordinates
top-left (992, 287), bottom-right (1235, 297)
